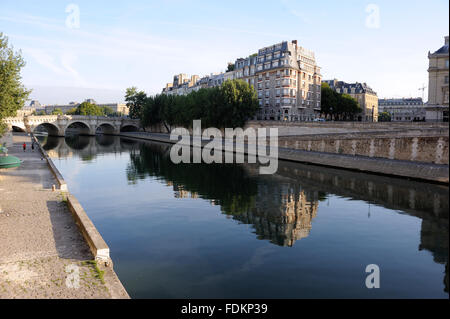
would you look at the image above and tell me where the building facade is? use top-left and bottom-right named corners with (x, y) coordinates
top-left (426, 36), bottom-right (449, 122)
top-left (378, 98), bottom-right (425, 122)
top-left (162, 40), bottom-right (322, 121)
top-left (323, 79), bottom-right (378, 122)
top-left (254, 40), bottom-right (322, 121)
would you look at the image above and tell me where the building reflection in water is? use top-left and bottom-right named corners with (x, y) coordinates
top-left (39, 135), bottom-right (449, 292)
top-left (237, 183), bottom-right (319, 247)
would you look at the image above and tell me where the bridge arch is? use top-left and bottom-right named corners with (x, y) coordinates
top-left (96, 122), bottom-right (118, 135)
top-left (120, 124), bottom-right (140, 132)
top-left (33, 123), bottom-right (61, 136)
top-left (65, 121), bottom-right (93, 136)
top-left (12, 126), bottom-right (26, 133)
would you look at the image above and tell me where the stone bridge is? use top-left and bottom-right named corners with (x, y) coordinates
top-left (3, 115), bottom-right (141, 136)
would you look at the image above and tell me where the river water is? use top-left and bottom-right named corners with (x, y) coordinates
top-left (37, 135), bottom-right (449, 298)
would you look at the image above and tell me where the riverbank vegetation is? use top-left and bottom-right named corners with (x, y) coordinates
top-left (0, 33), bottom-right (31, 136)
top-left (125, 79), bottom-right (259, 131)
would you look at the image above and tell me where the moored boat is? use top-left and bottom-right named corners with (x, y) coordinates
top-left (0, 155), bottom-right (22, 168)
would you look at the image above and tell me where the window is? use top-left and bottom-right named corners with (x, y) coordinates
top-left (445, 76), bottom-right (449, 84)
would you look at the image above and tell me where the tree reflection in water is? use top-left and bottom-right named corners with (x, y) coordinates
top-left (38, 135), bottom-right (449, 293)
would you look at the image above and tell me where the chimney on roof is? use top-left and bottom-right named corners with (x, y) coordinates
top-left (445, 36), bottom-right (449, 46)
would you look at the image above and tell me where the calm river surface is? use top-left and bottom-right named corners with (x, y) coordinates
top-left (37, 135), bottom-right (449, 298)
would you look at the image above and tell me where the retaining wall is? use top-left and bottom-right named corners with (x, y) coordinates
top-left (277, 134), bottom-right (449, 165)
top-left (33, 134), bottom-right (110, 262)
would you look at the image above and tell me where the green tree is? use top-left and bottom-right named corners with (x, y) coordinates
top-left (125, 87), bottom-right (147, 119)
top-left (0, 33), bottom-right (31, 136)
top-left (337, 94), bottom-right (361, 121)
top-left (226, 63), bottom-right (235, 72)
top-left (220, 79), bottom-right (259, 128)
top-left (51, 108), bottom-right (63, 115)
top-left (320, 83), bottom-right (337, 120)
top-left (66, 107), bottom-right (78, 115)
top-left (125, 79), bottom-right (258, 131)
top-left (70, 102), bottom-right (105, 116)
top-left (321, 83), bottom-right (361, 121)
top-left (378, 111), bottom-right (391, 122)
top-left (101, 106), bottom-right (116, 117)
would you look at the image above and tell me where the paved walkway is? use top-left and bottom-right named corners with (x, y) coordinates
top-left (0, 134), bottom-right (128, 298)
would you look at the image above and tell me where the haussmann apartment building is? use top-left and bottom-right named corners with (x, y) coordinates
top-left (162, 40), bottom-right (323, 122)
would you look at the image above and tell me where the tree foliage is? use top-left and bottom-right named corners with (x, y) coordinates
top-left (226, 63), bottom-right (235, 72)
top-left (320, 83), bottom-right (362, 121)
top-left (125, 79), bottom-right (259, 130)
top-left (125, 87), bottom-right (147, 119)
top-left (51, 108), bottom-right (63, 115)
top-left (378, 111), bottom-right (391, 122)
top-left (67, 102), bottom-right (111, 116)
top-left (0, 33), bottom-right (31, 135)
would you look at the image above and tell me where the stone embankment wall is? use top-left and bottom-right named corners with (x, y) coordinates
top-left (277, 133), bottom-right (449, 165)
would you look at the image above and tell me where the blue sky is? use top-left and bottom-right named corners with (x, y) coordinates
top-left (0, 0), bottom-right (448, 104)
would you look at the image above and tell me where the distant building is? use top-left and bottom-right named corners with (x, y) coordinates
top-left (323, 79), bottom-right (378, 122)
top-left (44, 101), bottom-right (129, 116)
top-left (29, 100), bottom-right (41, 108)
top-left (17, 100), bottom-right (44, 116)
top-left (378, 98), bottom-right (425, 121)
top-left (162, 40), bottom-right (322, 121)
top-left (426, 36), bottom-right (449, 122)
top-left (97, 103), bottom-right (129, 116)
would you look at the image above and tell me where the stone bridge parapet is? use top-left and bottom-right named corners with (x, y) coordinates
top-left (3, 115), bottom-right (141, 136)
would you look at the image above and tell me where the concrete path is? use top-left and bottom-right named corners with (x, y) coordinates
top-left (0, 134), bottom-right (129, 299)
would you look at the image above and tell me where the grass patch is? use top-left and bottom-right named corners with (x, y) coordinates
top-left (81, 260), bottom-right (105, 284)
